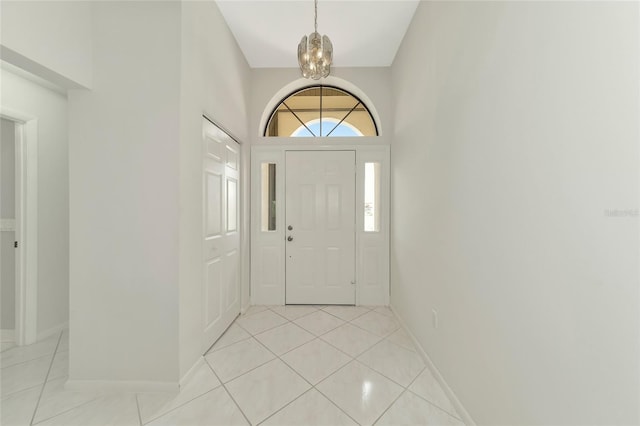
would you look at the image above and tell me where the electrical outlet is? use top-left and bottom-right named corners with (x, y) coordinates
top-left (432, 309), bottom-right (439, 329)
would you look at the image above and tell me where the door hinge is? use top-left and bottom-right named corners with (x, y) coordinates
top-left (14, 241), bottom-right (18, 248)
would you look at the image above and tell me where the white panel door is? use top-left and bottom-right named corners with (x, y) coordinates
top-left (202, 118), bottom-right (240, 352)
top-left (285, 151), bottom-right (355, 305)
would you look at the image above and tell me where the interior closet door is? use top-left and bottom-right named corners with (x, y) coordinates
top-left (202, 118), bottom-right (240, 351)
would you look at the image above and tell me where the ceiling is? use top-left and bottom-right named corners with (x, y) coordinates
top-left (215, 1), bottom-right (420, 68)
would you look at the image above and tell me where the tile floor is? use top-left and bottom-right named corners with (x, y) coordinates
top-left (1, 305), bottom-right (464, 425)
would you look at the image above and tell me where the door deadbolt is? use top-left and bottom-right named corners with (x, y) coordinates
top-left (288, 225), bottom-right (293, 230)
top-left (287, 235), bottom-right (293, 242)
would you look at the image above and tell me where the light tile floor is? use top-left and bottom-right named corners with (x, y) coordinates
top-left (1, 305), bottom-right (465, 425)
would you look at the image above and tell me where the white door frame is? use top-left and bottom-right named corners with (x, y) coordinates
top-left (1, 107), bottom-right (38, 346)
top-left (251, 144), bottom-right (390, 306)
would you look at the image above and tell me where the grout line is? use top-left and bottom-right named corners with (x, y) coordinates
top-left (206, 334), bottom-right (252, 355)
top-left (138, 360), bottom-right (226, 425)
top-left (346, 311), bottom-right (400, 338)
top-left (235, 316), bottom-right (289, 337)
top-left (245, 310), bottom-right (412, 393)
top-left (30, 396), bottom-right (100, 426)
top-left (1, 352), bottom-right (58, 370)
top-left (371, 388), bottom-right (407, 425)
top-left (256, 387), bottom-right (316, 425)
top-left (287, 309), bottom-right (321, 323)
top-left (349, 358), bottom-right (409, 390)
top-left (205, 331), bottom-right (252, 355)
top-left (244, 326), bottom-right (329, 424)
top-left (138, 386), bottom-right (220, 425)
top-left (253, 323), bottom-right (316, 358)
top-left (320, 308), bottom-right (370, 323)
top-left (353, 338), bottom-right (425, 389)
top-left (0, 343), bottom-right (17, 353)
top-left (407, 386), bottom-right (464, 421)
top-left (292, 313), bottom-right (347, 336)
top-left (134, 394), bottom-right (143, 426)
top-left (276, 335), bottom-right (338, 359)
top-left (217, 308), bottom-right (414, 426)
top-left (206, 337), bottom-right (277, 385)
top-left (252, 327), bottom-right (361, 426)
top-left (266, 304), bottom-right (321, 319)
top-left (318, 329), bottom-right (382, 359)
top-left (202, 313), bottom-right (242, 355)
top-left (405, 365), bottom-right (426, 389)
top-left (1, 382), bottom-right (44, 400)
top-left (312, 381), bottom-right (362, 426)
top-left (207, 362), bottom-right (252, 425)
top-left (29, 331), bottom-right (63, 426)
top-left (316, 334), bottom-right (360, 360)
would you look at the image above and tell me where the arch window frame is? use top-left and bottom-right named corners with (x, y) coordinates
top-left (263, 84), bottom-right (379, 138)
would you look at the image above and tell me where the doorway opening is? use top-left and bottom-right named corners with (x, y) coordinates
top-left (0, 111), bottom-right (38, 346)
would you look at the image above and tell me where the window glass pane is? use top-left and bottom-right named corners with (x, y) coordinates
top-left (261, 163), bottom-right (276, 231)
top-left (292, 119), bottom-right (362, 137)
top-left (364, 162), bottom-right (381, 232)
top-left (291, 125), bottom-right (315, 137)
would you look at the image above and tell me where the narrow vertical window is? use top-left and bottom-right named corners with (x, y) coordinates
top-left (364, 162), bottom-right (381, 232)
top-left (261, 163), bottom-right (276, 231)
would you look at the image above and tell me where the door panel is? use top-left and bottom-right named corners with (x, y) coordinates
top-left (203, 118), bottom-right (240, 352)
top-left (205, 173), bottom-right (222, 236)
top-left (285, 151), bottom-right (355, 305)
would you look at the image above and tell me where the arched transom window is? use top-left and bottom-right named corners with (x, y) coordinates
top-left (265, 86), bottom-right (378, 137)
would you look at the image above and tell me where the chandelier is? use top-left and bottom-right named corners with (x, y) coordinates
top-left (297, 0), bottom-right (333, 80)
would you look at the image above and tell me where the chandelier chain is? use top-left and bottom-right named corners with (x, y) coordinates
top-left (314, 0), bottom-right (318, 32)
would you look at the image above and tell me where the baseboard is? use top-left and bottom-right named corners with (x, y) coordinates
top-left (390, 305), bottom-right (476, 426)
top-left (180, 356), bottom-right (205, 389)
top-left (37, 321), bottom-right (68, 341)
top-left (240, 301), bottom-right (251, 315)
top-left (1, 329), bottom-right (15, 342)
top-left (65, 379), bottom-right (179, 393)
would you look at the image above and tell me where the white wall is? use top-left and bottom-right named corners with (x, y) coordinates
top-left (68, 1), bottom-right (181, 385)
top-left (0, 1), bottom-right (92, 89)
top-left (1, 69), bottom-right (69, 339)
top-left (1, 118), bottom-right (15, 330)
top-left (390, 2), bottom-right (639, 425)
top-left (178, 0), bottom-right (251, 379)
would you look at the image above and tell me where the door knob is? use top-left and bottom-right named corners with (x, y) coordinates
top-left (287, 235), bottom-right (293, 242)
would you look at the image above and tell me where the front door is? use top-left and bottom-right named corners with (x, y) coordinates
top-left (285, 151), bottom-right (355, 305)
top-left (202, 118), bottom-right (240, 351)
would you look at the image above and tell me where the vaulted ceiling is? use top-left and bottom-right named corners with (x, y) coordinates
top-left (215, 0), bottom-right (420, 68)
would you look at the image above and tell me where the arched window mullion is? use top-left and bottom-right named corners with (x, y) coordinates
top-left (326, 102), bottom-right (361, 137)
top-left (283, 101), bottom-right (316, 137)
